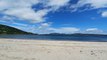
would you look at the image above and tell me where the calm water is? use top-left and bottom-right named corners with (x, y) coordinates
top-left (0, 35), bottom-right (107, 42)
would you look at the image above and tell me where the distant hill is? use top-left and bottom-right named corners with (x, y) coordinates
top-left (0, 24), bottom-right (33, 34)
top-left (40, 33), bottom-right (107, 36)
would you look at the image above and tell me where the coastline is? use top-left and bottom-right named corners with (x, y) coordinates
top-left (0, 39), bottom-right (107, 60)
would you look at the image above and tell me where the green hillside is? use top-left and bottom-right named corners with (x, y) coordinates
top-left (0, 24), bottom-right (33, 34)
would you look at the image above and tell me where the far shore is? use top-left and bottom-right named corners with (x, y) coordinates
top-left (0, 39), bottom-right (107, 60)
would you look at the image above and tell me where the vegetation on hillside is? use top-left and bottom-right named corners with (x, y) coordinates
top-left (0, 24), bottom-right (33, 34)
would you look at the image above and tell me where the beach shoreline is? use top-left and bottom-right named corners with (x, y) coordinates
top-left (0, 39), bottom-right (107, 60)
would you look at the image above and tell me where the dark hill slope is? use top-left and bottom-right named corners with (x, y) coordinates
top-left (0, 24), bottom-right (33, 34)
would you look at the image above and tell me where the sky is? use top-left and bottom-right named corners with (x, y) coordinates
top-left (0, 0), bottom-right (107, 34)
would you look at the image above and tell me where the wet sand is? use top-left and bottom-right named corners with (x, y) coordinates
top-left (0, 39), bottom-right (107, 60)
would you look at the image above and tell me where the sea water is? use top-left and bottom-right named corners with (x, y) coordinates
top-left (0, 34), bottom-right (107, 42)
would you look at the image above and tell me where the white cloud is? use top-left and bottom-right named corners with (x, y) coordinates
top-left (102, 11), bottom-right (107, 17)
top-left (86, 28), bottom-right (103, 34)
top-left (4, 8), bottom-right (49, 23)
top-left (70, 0), bottom-right (107, 13)
top-left (50, 27), bottom-right (80, 34)
top-left (0, 15), bottom-right (17, 23)
top-left (0, 0), bottom-right (39, 11)
top-left (35, 27), bottom-right (80, 34)
top-left (89, 0), bottom-right (107, 8)
top-left (47, 0), bottom-right (69, 6)
top-left (29, 23), bottom-right (53, 34)
top-left (38, 23), bottom-right (51, 29)
top-left (19, 22), bottom-right (80, 34)
top-left (70, 0), bottom-right (107, 18)
top-left (0, 0), bottom-right (70, 23)
top-left (0, 0), bottom-right (42, 23)
top-left (46, 0), bottom-right (70, 10)
top-left (73, 0), bottom-right (107, 9)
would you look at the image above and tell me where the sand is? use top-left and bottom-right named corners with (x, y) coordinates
top-left (0, 39), bottom-right (107, 60)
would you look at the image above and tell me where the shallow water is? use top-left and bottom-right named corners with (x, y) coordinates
top-left (0, 34), bottom-right (107, 42)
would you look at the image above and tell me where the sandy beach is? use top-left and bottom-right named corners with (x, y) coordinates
top-left (0, 39), bottom-right (107, 60)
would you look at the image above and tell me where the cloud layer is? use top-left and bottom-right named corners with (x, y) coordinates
top-left (0, 0), bottom-right (107, 34)
top-left (85, 28), bottom-right (103, 34)
top-left (1, 0), bottom-right (107, 23)
top-left (0, 0), bottom-right (70, 23)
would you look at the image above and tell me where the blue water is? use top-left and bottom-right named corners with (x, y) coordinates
top-left (0, 35), bottom-right (107, 42)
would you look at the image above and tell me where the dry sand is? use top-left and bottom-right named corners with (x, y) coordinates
top-left (0, 39), bottom-right (107, 60)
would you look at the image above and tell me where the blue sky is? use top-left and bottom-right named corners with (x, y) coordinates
top-left (0, 0), bottom-right (107, 34)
